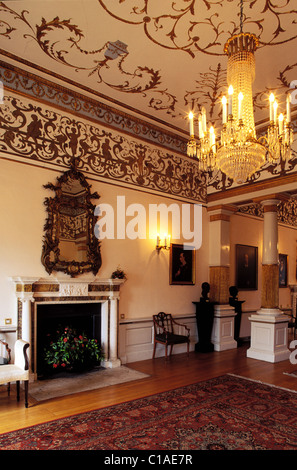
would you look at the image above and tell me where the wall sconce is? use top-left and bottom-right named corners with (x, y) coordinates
top-left (156, 234), bottom-right (171, 254)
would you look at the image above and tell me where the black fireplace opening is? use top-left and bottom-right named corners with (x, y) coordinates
top-left (37, 302), bottom-right (101, 378)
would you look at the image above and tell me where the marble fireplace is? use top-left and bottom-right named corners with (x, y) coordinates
top-left (11, 276), bottom-right (124, 380)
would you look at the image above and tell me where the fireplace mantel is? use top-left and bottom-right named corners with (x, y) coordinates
top-left (11, 276), bottom-right (124, 298)
top-left (10, 276), bottom-right (125, 376)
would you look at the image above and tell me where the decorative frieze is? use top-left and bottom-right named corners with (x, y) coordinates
top-left (0, 91), bottom-right (206, 203)
top-left (238, 199), bottom-right (297, 229)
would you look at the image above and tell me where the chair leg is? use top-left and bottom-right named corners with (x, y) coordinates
top-left (16, 381), bottom-right (20, 402)
top-left (152, 341), bottom-right (156, 359)
top-left (24, 381), bottom-right (28, 408)
top-left (7, 382), bottom-right (10, 396)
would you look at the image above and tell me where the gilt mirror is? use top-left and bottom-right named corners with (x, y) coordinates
top-left (41, 167), bottom-right (102, 277)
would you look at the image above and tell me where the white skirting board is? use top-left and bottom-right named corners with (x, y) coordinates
top-left (118, 311), bottom-right (252, 364)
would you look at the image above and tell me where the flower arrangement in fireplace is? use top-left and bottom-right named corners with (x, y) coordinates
top-left (44, 326), bottom-right (104, 372)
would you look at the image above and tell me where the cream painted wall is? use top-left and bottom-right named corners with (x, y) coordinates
top-left (279, 223), bottom-right (297, 310)
top-left (230, 213), bottom-right (296, 312)
top-left (0, 158), bottom-right (209, 327)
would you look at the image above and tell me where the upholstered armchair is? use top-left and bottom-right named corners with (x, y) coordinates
top-left (0, 339), bottom-right (30, 407)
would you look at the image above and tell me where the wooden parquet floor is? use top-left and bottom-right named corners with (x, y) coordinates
top-left (1, 340), bottom-right (297, 435)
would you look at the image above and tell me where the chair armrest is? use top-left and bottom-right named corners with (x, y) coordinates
top-left (171, 319), bottom-right (190, 336)
top-left (0, 339), bottom-right (11, 363)
top-left (14, 340), bottom-right (29, 370)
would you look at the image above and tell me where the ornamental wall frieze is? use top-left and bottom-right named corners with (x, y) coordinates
top-left (238, 199), bottom-right (297, 228)
top-left (0, 93), bottom-right (206, 203)
top-left (0, 60), bottom-right (187, 155)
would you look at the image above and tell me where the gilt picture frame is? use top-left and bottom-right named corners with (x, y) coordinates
top-left (170, 244), bottom-right (195, 285)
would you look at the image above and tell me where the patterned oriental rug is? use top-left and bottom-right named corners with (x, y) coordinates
top-left (1, 374), bottom-right (297, 451)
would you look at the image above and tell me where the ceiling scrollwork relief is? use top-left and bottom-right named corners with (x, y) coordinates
top-left (98, 0), bottom-right (297, 55)
top-left (0, 2), bottom-right (178, 117)
top-left (1, 1), bottom-right (297, 122)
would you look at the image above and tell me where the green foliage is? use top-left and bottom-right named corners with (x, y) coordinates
top-left (44, 326), bottom-right (104, 372)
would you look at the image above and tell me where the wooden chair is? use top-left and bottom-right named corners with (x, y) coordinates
top-left (152, 312), bottom-right (190, 359)
top-left (0, 339), bottom-right (30, 407)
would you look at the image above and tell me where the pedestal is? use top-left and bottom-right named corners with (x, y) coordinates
top-left (229, 298), bottom-right (245, 345)
top-left (193, 301), bottom-right (215, 352)
top-left (211, 304), bottom-right (237, 351)
top-left (247, 309), bottom-right (290, 363)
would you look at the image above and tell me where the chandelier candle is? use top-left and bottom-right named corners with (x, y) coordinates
top-left (287, 94), bottom-right (291, 123)
top-left (269, 93), bottom-right (274, 122)
top-left (222, 96), bottom-right (227, 124)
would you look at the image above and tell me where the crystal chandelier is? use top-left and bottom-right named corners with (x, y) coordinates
top-left (187, 3), bottom-right (293, 184)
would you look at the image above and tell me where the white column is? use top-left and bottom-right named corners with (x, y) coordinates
top-left (262, 199), bottom-right (279, 266)
top-left (247, 196), bottom-right (290, 362)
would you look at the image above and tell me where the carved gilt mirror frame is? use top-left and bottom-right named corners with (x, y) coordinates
top-left (41, 167), bottom-right (102, 277)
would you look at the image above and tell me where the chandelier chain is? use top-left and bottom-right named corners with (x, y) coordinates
top-left (240, 0), bottom-right (243, 33)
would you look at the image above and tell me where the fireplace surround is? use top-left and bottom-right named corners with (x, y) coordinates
top-left (11, 276), bottom-right (124, 380)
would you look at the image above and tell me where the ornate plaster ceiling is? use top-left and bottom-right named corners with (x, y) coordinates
top-left (1, 0), bottom-right (297, 140)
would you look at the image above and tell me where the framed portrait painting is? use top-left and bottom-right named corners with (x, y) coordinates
top-left (235, 244), bottom-right (258, 290)
top-left (279, 253), bottom-right (288, 288)
top-left (170, 244), bottom-right (195, 285)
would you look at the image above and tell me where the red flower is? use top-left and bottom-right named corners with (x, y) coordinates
top-left (79, 335), bottom-right (83, 340)
top-left (61, 363), bottom-right (66, 367)
top-left (63, 338), bottom-right (68, 343)
top-left (53, 364), bottom-right (58, 368)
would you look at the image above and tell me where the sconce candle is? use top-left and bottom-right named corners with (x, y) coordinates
top-left (156, 235), bottom-right (160, 247)
top-left (156, 234), bottom-right (171, 254)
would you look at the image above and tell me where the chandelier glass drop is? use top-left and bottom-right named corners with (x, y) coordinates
top-left (187, 20), bottom-right (293, 184)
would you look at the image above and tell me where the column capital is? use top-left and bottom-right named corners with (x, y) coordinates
top-left (253, 193), bottom-right (291, 206)
top-left (207, 204), bottom-right (237, 221)
top-left (207, 204), bottom-right (238, 214)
